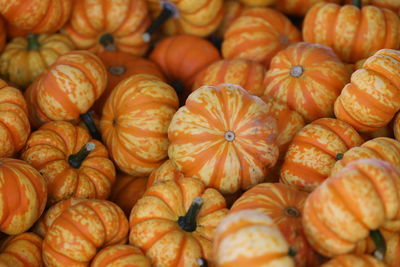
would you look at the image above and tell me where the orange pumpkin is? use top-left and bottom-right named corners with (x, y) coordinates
top-left (21, 121), bottom-right (116, 205)
top-left (146, 159), bottom-right (182, 188)
top-left (93, 51), bottom-right (166, 115)
top-left (193, 58), bottom-right (267, 96)
top-left (334, 49), bottom-right (400, 132)
top-left (384, 231), bottom-right (400, 267)
top-left (0, 79), bottom-right (30, 158)
top-left (0, 0), bottom-right (72, 33)
top-left (280, 118), bottom-right (364, 192)
top-left (100, 74), bottom-right (179, 176)
top-left (275, 0), bottom-right (341, 16)
top-left (321, 254), bottom-right (386, 267)
top-left (42, 198), bottom-right (129, 266)
top-left (0, 16), bottom-right (5, 53)
top-left (0, 232), bottom-right (43, 266)
top-left (303, 158), bottom-right (400, 257)
top-left (0, 33), bottom-right (75, 88)
top-left (109, 173), bottom-right (148, 217)
top-left (240, 0), bottom-right (276, 6)
top-left (222, 7), bottom-right (301, 67)
top-left (213, 209), bottom-right (295, 267)
top-left (24, 50), bottom-right (107, 129)
top-left (344, 0), bottom-right (400, 13)
top-left (0, 158), bottom-right (47, 235)
top-left (129, 177), bottom-right (228, 266)
top-left (394, 113), bottom-right (400, 141)
top-left (168, 83), bottom-right (279, 194)
top-left (62, 0), bottom-right (150, 56)
top-left (230, 183), bottom-right (320, 267)
top-left (264, 42), bottom-right (351, 122)
top-left (303, 2), bottom-right (400, 63)
top-left (215, 0), bottom-right (247, 39)
top-left (91, 244), bottom-right (151, 267)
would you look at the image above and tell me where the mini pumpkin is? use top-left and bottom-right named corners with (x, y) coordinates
top-left (91, 244), bottom-right (151, 267)
top-left (321, 254), bottom-right (386, 267)
top-left (394, 113), bottom-right (400, 141)
top-left (0, 232), bottom-right (43, 266)
top-left (383, 231), bottom-right (400, 267)
top-left (275, 0), bottom-right (341, 16)
top-left (344, 0), bottom-right (400, 13)
top-left (215, 0), bottom-right (247, 39)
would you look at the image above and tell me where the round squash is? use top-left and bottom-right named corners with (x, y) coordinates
top-left (0, 33), bottom-right (75, 88)
top-left (100, 74), bottom-right (179, 176)
top-left (0, 79), bottom-right (30, 158)
top-left (168, 83), bottom-right (279, 194)
top-left (344, 0), bottom-right (400, 13)
top-left (0, 232), bottom-right (43, 266)
top-left (91, 244), bottom-right (151, 267)
top-left (215, 0), bottom-right (247, 39)
top-left (21, 121), bottom-right (116, 206)
top-left (275, 0), bottom-right (341, 16)
top-left (146, 159), bottom-right (182, 188)
top-left (321, 254), bottom-right (386, 267)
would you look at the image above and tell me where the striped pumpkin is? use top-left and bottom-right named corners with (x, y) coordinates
top-left (0, 232), bottom-right (43, 266)
top-left (384, 231), bottom-right (400, 267)
top-left (91, 244), bottom-right (150, 267)
top-left (276, 0), bottom-right (341, 16)
top-left (321, 254), bottom-right (386, 267)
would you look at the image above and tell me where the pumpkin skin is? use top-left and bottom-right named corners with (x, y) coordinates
top-left (147, 159), bottom-right (182, 188)
top-left (0, 79), bottom-right (30, 158)
top-left (280, 118), bottom-right (364, 192)
top-left (230, 183), bottom-right (319, 267)
top-left (213, 209), bottom-right (295, 267)
top-left (321, 254), bottom-right (386, 267)
top-left (275, 0), bottom-right (341, 16)
top-left (100, 74), bottom-right (179, 176)
top-left (91, 244), bottom-right (151, 267)
top-left (24, 50), bottom-right (107, 129)
top-left (42, 198), bottom-right (129, 267)
top-left (334, 49), bottom-right (400, 132)
top-left (0, 16), bottom-right (5, 53)
top-left (240, 0), bottom-right (276, 6)
top-left (344, 0), bottom-right (400, 13)
top-left (394, 113), bottom-right (400, 141)
top-left (384, 231), bottom-right (400, 267)
top-left (193, 58), bottom-right (267, 96)
top-left (263, 42), bottom-right (351, 122)
top-left (303, 159), bottom-right (400, 257)
top-left (303, 3), bottom-right (400, 63)
top-left (215, 0), bottom-right (246, 39)
top-left (21, 121), bottom-right (116, 206)
top-left (93, 51), bottom-right (166, 115)
top-left (0, 158), bottom-right (47, 235)
top-left (168, 83), bottom-right (279, 194)
top-left (0, 33), bottom-right (75, 88)
top-left (129, 177), bottom-right (228, 266)
top-left (222, 7), bottom-right (301, 68)
top-left (62, 0), bottom-right (150, 56)
top-left (146, 0), bottom-right (224, 37)
top-left (109, 173), bottom-right (148, 217)
top-left (0, 0), bottom-right (72, 33)
top-left (0, 232), bottom-right (43, 266)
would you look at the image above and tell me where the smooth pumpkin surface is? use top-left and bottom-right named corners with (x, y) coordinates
top-left (303, 2), bottom-right (400, 63)
top-left (321, 254), bottom-right (386, 267)
top-left (129, 177), bottom-right (228, 266)
top-left (91, 244), bottom-right (151, 267)
top-left (62, 0), bottom-right (150, 55)
top-left (168, 83), bottom-right (279, 194)
top-left (0, 232), bottom-right (43, 266)
top-left (0, 158), bottom-right (47, 235)
top-left (334, 49), bottom-right (400, 132)
top-left (0, 79), bottom-right (30, 158)
top-left (100, 74), bottom-right (179, 176)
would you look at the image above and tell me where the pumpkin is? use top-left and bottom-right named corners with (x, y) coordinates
top-left (93, 51), bottom-right (166, 115)
top-left (280, 118), bottom-right (364, 192)
top-left (394, 113), bottom-right (400, 141)
top-left (321, 254), bottom-right (386, 267)
top-left (230, 183), bottom-right (320, 267)
top-left (21, 121), bottom-right (116, 205)
top-left (147, 159), bottom-right (182, 188)
top-left (129, 177), bottom-right (228, 266)
top-left (215, 0), bottom-right (246, 39)
top-left (0, 79), bottom-right (30, 158)
top-left (193, 58), bottom-right (267, 96)
top-left (62, 0), bottom-right (150, 56)
top-left (0, 33), bottom-right (75, 88)
top-left (168, 83), bottom-right (279, 194)
top-left (0, 0), bottom-right (72, 33)
top-left (24, 50), bottom-right (107, 129)
top-left (4, 20), bottom-right (29, 39)
top-left (222, 7), bottom-right (301, 67)
top-left (275, 0), bottom-right (341, 16)
top-left (0, 158), bottom-right (47, 235)
top-left (91, 244), bottom-right (151, 267)
top-left (213, 209), bottom-right (295, 267)
top-left (332, 137), bottom-right (400, 175)
top-left (384, 231), bottom-right (400, 267)
top-left (0, 232), bottom-right (43, 266)
top-left (42, 198), bottom-right (129, 266)
top-left (150, 34), bottom-right (221, 104)
top-left (303, 2), bottom-right (400, 63)
top-left (263, 42), bottom-right (351, 122)
top-left (100, 74), bottom-right (179, 176)
top-left (0, 16), bottom-right (5, 53)
top-left (344, 0), bottom-right (400, 13)
top-left (109, 173), bottom-right (147, 217)
top-left (334, 49), bottom-right (400, 132)
top-left (240, 0), bottom-right (276, 6)
top-left (302, 158), bottom-right (400, 258)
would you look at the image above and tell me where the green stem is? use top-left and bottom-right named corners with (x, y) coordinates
top-left (142, 2), bottom-right (176, 42)
top-left (80, 112), bottom-right (102, 141)
top-left (336, 153), bottom-right (344, 160)
top-left (27, 34), bottom-right (40, 51)
top-left (68, 142), bottom-right (96, 169)
top-left (99, 33), bottom-right (116, 51)
top-left (352, 0), bottom-right (362, 8)
top-left (177, 197), bottom-right (203, 232)
top-left (370, 229), bottom-right (386, 261)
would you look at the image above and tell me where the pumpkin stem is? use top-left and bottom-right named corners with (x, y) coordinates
top-left (27, 34), bottom-right (40, 51)
top-left (288, 246), bottom-right (297, 258)
top-left (197, 258), bottom-right (208, 267)
top-left (370, 229), bottom-right (386, 261)
top-left (336, 153), bottom-right (344, 160)
top-left (142, 2), bottom-right (177, 42)
top-left (80, 112), bottom-right (102, 141)
top-left (352, 0), bottom-right (362, 8)
top-left (68, 142), bottom-right (96, 169)
top-left (178, 197), bottom-right (203, 232)
top-left (108, 65), bottom-right (127, 76)
top-left (99, 33), bottom-right (116, 51)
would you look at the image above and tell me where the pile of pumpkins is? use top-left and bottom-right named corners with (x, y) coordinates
top-left (1, 0), bottom-right (400, 266)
